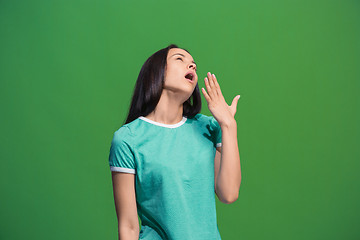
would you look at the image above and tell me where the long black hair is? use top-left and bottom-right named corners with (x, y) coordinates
top-left (124, 44), bottom-right (202, 125)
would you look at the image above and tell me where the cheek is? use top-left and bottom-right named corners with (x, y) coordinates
top-left (166, 67), bottom-right (183, 80)
top-left (164, 70), bottom-right (177, 85)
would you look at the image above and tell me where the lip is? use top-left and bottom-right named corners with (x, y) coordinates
top-left (185, 78), bottom-right (194, 83)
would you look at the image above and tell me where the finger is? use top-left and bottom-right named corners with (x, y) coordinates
top-left (212, 73), bottom-right (222, 96)
top-left (201, 87), bottom-right (211, 102)
top-left (207, 72), bottom-right (217, 96)
top-left (207, 72), bottom-right (215, 90)
top-left (231, 95), bottom-right (240, 108)
top-left (230, 95), bottom-right (240, 116)
top-left (204, 77), bottom-right (213, 99)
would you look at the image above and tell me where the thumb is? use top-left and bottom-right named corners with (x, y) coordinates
top-left (231, 95), bottom-right (240, 107)
top-left (230, 95), bottom-right (241, 113)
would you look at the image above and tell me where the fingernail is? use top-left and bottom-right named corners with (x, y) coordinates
top-left (212, 74), bottom-right (215, 78)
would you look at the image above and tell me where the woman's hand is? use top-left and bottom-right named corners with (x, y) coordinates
top-left (201, 72), bottom-right (240, 127)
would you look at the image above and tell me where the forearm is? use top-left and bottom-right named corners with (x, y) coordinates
top-left (216, 119), bottom-right (241, 203)
top-left (119, 226), bottom-right (139, 240)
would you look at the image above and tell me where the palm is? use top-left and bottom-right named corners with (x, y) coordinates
top-left (201, 71), bottom-right (240, 125)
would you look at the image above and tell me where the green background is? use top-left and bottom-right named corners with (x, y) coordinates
top-left (1, 0), bottom-right (359, 239)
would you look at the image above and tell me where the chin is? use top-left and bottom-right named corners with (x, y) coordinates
top-left (183, 88), bottom-right (195, 99)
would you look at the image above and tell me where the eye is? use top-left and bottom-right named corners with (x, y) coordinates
top-left (176, 57), bottom-right (197, 71)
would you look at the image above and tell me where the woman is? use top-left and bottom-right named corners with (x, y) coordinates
top-left (109, 44), bottom-right (241, 240)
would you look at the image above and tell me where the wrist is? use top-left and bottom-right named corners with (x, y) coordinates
top-left (220, 118), bottom-right (237, 129)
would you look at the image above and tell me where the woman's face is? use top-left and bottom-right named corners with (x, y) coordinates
top-left (163, 48), bottom-right (198, 95)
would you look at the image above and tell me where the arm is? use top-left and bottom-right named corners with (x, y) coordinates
top-left (214, 120), bottom-right (241, 204)
top-left (201, 71), bottom-right (241, 204)
top-left (111, 171), bottom-right (139, 240)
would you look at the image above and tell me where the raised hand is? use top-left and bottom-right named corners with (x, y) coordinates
top-left (201, 72), bottom-right (240, 127)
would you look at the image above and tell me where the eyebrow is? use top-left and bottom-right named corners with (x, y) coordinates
top-left (170, 53), bottom-right (197, 65)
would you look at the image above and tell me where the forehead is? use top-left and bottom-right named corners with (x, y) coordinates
top-left (167, 48), bottom-right (194, 61)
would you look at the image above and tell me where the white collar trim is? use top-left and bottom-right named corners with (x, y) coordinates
top-left (138, 116), bottom-right (187, 128)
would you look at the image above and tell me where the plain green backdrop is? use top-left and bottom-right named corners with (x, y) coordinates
top-left (1, 0), bottom-right (359, 239)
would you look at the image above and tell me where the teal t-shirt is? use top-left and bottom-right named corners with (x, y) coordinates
top-left (109, 113), bottom-right (222, 240)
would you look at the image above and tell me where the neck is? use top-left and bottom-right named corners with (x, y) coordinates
top-left (145, 90), bottom-right (186, 125)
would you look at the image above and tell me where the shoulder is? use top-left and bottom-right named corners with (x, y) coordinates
top-left (188, 113), bottom-right (220, 133)
top-left (192, 113), bottom-right (211, 123)
top-left (192, 113), bottom-right (217, 126)
top-left (113, 117), bottom-right (143, 139)
top-left (112, 125), bottom-right (133, 145)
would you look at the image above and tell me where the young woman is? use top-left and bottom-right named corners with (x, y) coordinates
top-left (109, 44), bottom-right (241, 240)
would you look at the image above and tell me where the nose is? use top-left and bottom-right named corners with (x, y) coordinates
top-left (188, 63), bottom-right (196, 70)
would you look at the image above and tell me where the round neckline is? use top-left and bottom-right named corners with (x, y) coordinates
top-left (138, 116), bottom-right (187, 128)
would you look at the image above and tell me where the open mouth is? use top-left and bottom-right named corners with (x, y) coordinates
top-left (184, 73), bottom-right (194, 82)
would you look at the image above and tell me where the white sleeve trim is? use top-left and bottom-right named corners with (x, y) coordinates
top-left (110, 166), bottom-right (136, 174)
top-left (216, 143), bottom-right (222, 148)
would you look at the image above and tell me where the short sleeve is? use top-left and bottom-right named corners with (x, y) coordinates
top-left (108, 126), bottom-right (136, 174)
top-left (209, 116), bottom-right (222, 148)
